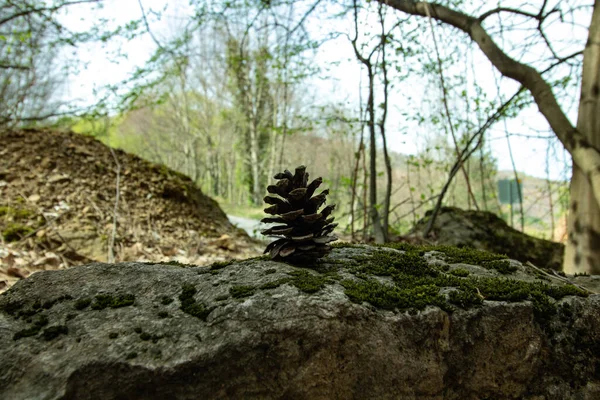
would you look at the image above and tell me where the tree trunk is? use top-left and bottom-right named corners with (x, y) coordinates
top-left (565, 2), bottom-right (600, 274)
top-left (367, 67), bottom-right (386, 244)
top-left (378, 3), bottom-right (392, 240)
top-left (250, 124), bottom-right (262, 205)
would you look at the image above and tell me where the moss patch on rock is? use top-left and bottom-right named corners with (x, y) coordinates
top-left (342, 279), bottom-right (450, 313)
top-left (179, 284), bottom-right (212, 320)
top-left (230, 285), bottom-right (256, 298)
top-left (41, 325), bottom-right (68, 341)
top-left (334, 243), bottom-right (588, 321)
top-left (287, 269), bottom-right (338, 294)
top-left (13, 314), bottom-right (48, 340)
top-left (90, 294), bottom-right (135, 310)
top-left (209, 260), bottom-right (233, 271)
top-left (449, 268), bottom-right (470, 277)
top-left (74, 298), bottom-right (91, 310)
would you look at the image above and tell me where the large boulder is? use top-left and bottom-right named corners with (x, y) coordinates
top-left (410, 207), bottom-right (565, 270)
top-left (0, 244), bottom-right (599, 400)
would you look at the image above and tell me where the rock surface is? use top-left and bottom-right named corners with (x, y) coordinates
top-left (410, 207), bottom-right (564, 270)
top-left (0, 244), bottom-right (599, 400)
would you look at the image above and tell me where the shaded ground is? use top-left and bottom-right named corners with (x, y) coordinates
top-left (0, 128), bottom-right (261, 292)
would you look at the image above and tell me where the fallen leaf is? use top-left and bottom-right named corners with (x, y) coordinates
top-left (7, 267), bottom-right (27, 279)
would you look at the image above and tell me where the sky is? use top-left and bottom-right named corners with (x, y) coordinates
top-left (58, 0), bottom-right (591, 182)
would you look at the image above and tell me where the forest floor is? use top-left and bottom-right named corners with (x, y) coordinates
top-left (0, 128), bottom-right (262, 293)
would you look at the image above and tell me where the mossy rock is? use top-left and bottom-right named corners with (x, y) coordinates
top-left (410, 207), bottom-right (564, 270)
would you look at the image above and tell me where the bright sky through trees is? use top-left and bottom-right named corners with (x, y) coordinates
top-left (58, 0), bottom-right (587, 182)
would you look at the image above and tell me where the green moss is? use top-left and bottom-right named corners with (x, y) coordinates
top-left (91, 294), bottom-right (135, 310)
top-left (574, 272), bottom-right (590, 277)
top-left (265, 268), bottom-right (277, 274)
top-left (449, 268), bottom-right (470, 277)
top-left (248, 255), bottom-right (271, 262)
top-left (41, 325), bottom-right (68, 341)
top-left (163, 260), bottom-right (196, 268)
top-left (0, 206), bottom-right (35, 219)
top-left (134, 327), bottom-right (142, 334)
top-left (260, 278), bottom-right (292, 290)
top-left (109, 332), bottom-right (119, 339)
top-left (1, 300), bottom-right (24, 316)
top-left (353, 250), bottom-right (438, 278)
top-left (215, 294), bottom-right (229, 301)
top-left (2, 223), bottom-right (34, 242)
top-left (448, 289), bottom-right (483, 309)
top-left (74, 298), bottom-right (91, 310)
top-left (210, 260), bottom-right (233, 270)
top-left (337, 245), bottom-right (588, 324)
top-left (381, 242), bottom-right (507, 266)
top-left (160, 296), bottom-right (173, 305)
top-left (483, 259), bottom-right (517, 274)
top-left (140, 332), bottom-right (151, 341)
top-left (13, 314), bottom-right (49, 340)
top-left (42, 295), bottom-right (73, 309)
top-left (287, 270), bottom-right (335, 294)
top-left (331, 242), bottom-right (360, 249)
top-left (342, 279), bottom-right (450, 313)
top-left (125, 352), bottom-right (138, 360)
top-left (179, 284), bottom-right (212, 320)
top-left (230, 285), bottom-right (256, 298)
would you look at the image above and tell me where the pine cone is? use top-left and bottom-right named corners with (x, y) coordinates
top-left (261, 165), bottom-right (337, 261)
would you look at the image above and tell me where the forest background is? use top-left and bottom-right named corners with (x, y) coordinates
top-left (1, 0), bottom-right (592, 248)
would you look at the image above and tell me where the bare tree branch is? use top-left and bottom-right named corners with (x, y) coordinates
top-left (0, 0), bottom-right (103, 27)
top-left (378, 0), bottom-right (600, 211)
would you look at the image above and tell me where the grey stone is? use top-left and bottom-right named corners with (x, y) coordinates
top-left (411, 207), bottom-right (564, 270)
top-left (0, 245), bottom-right (598, 400)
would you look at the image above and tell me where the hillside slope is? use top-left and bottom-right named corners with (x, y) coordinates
top-left (0, 128), bottom-right (260, 292)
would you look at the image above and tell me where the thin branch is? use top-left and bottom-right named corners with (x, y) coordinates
top-left (0, 0), bottom-right (103, 27)
top-left (423, 87), bottom-right (525, 237)
top-left (478, 7), bottom-right (544, 23)
top-left (0, 63), bottom-right (31, 70)
top-left (423, 2), bottom-right (479, 210)
top-left (108, 148), bottom-right (121, 263)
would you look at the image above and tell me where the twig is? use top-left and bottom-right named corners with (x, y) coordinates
top-left (525, 261), bottom-right (597, 295)
top-left (423, 2), bottom-right (479, 211)
top-left (108, 148), bottom-right (121, 263)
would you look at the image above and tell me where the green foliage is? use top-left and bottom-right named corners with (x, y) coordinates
top-left (2, 223), bottom-right (34, 242)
